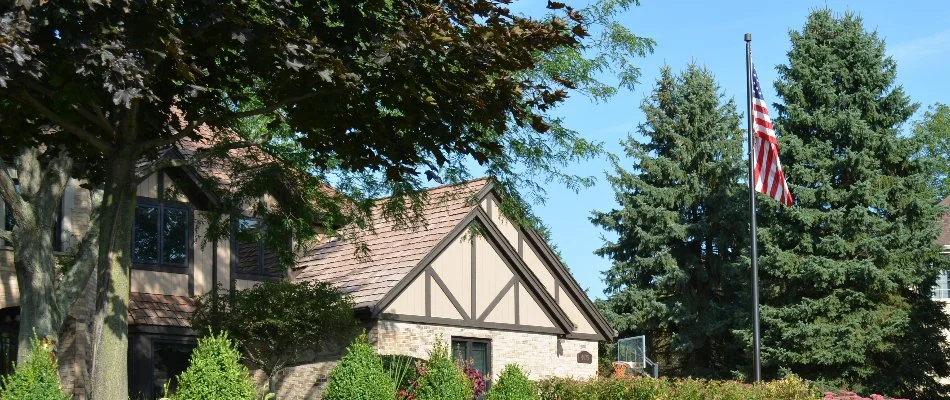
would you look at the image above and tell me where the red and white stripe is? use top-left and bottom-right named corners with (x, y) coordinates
top-left (751, 81), bottom-right (793, 206)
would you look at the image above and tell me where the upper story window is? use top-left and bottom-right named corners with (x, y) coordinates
top-left (234, 217), bottom-right (283, 278)
top-left (935, 271), bottom-right (950, 301)
top-left (132, 174), bottom-right (191, 270)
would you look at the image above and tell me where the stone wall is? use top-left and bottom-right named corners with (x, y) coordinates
top-left (374, 320), bottom-right (598, 381)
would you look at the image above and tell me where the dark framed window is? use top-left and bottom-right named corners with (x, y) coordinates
top-left (451, 337), bottom-right (491, 378)
top-left (151, 341), bottom-right (196, 398)
top-left (132, 199), bottom-right (191, 269)
top-left (132, 174), bottom-right (192, 271)
top-left (0, 308), bottom-right (18, 377)
top-left (129, 333), bottom-right (196, 400)
top-left (234, 217), bottom-right (283, 278)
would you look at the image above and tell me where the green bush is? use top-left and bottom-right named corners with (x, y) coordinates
top-left (535, 375), bottom-right (822, 400)
top-left (380, 354), bottom-right (422, 394)
top-left (0, 336), bottom-right (70, 400)
top-left (169, 331), bottom-right (258, 400)
top-left (414, 341), bottom-right (472, 400)
top-left (486, 364), bottom-right (536, 400)
top-left (324, 333), bottom-right (396, 400)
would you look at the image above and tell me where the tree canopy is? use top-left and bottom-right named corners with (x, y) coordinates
top-left (756, 9), bottom-right (950, 398)
top-left (0, 1), bottom-right (653, 398)
top-left (914, 103), bottom-right (950, 198)
top-left (593, 64), bottom-right (748, 378)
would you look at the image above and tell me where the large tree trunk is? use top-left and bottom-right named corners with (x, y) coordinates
top-left (90, 159), bottom-right (136, 400)
top-left (14, 225), bottom-right (59, 362)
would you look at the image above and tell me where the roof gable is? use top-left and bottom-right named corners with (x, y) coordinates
top-left (295, 178), bottom-right (615, 340)
top-left (373, 208), bottom-right (575, 334)
top-left (294, 179), bottom-right (490, 307)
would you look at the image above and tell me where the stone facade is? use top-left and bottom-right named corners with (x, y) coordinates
top-left (375, 320), bottom-right (598, 381)
top-left (266, 319), bottom-right (599, 400)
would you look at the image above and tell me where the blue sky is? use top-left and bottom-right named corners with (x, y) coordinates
top-left (500, 1), bottom-right (950, 299)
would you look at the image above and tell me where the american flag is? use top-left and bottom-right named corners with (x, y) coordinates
top-left (751, 65), bottom-right (793, 206)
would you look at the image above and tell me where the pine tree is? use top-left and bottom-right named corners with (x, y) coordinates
top-left (593, 64), bottom-right (748, 378)
top-left (756, 9), bottom-right (950, 398)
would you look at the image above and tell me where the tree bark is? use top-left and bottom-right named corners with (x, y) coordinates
top-left (14, 225), bottom-right (59, 362)
top-left (90, 158), bottom-right (136, 400)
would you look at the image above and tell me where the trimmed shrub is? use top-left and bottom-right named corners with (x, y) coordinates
top-left (486, 364), bottom-right (536, 400)
top-left (169, 331), bottom-right (257, 400)
top-left (535, 375), bottom-right (824, 400)
top-left (414, 341), bottom-right (472, 400)
top-left (324, 333), bottom-right (396, 400)
top-left (0, 336), bottom-right (70, 400)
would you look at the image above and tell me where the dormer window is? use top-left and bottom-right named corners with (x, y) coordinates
top-left (234, 217), bottom-right (283, 278)
top-left (132, 174), bottom-right (191, 271)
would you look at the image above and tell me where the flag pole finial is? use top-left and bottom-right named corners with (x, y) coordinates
top-left (745, 33), bottom-right (752, 42)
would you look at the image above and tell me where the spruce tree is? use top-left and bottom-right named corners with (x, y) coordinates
top-left (756, 10), bottom-right (950, 398)
top-left (593, 64), bottom-right (748, 378)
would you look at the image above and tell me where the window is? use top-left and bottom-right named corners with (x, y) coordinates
top-left (152, 341), bottom-right (196, 398)
top-left (935, 271), bottom-right (950, 300)
top-left (133, 201), bottom-right (190, 267)
top-left (234, 217), bottom-right (283, 277)
top-left (0, 309), bottom-right (17, 377)
top-left (129, 334), bottom-right (196, 400)
top-left (452, 337), bottom-right (491, 378)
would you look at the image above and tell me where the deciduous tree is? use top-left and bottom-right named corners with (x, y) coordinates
top-left (0, 1), bottom-right (651, 397)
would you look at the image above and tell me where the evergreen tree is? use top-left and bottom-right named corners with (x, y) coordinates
top-left (756, 10), bottom-right (950, 398)
top-left (593, 64), bottom-right (748, 378)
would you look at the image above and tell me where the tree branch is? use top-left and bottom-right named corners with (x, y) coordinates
top-left (0, 157), bottom-right (24, 221)
top-left (0, 230), bottom-right (13, 245)
top-left (17, 91), bottom-right (112, 153)
top-left (137, 92), bottom-right (319, 152)
top-left (135, 140), bottom-right (259, 183)
top-left (54, 190), bottom-right (103, 318)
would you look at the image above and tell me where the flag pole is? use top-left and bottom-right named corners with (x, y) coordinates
top-left (744, 33), bottom-right (763, 383)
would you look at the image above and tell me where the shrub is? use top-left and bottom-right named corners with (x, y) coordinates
top-left (486, 364), bottom-right (535, 400)
top-left (414, 341), bottom-right (472, 400)
top-left (380, 354), bottom-right (422, 397)
top-left (535, 375), bottom-right (824, 400)
top-left (324, 333), bottom-right (396, 400)
top-left (169, 331), bottom-right (257, 400)
top-left (0, 336), bottom-right (70, 400)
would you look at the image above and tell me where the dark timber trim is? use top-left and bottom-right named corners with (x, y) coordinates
top-left (379, 313), bottom-right (564, 336)
top-left (429, 268), bottom-right (470, 320)
top-left (128, 324), bottom-right (195, 336)
top-left (565, 332), bottom-right (606, 341)
top-left (522, 228), bottom-right (615, 340)
top-left (476, 277), bottom-right (517, 321)
top-left (472, 207), bottom-right (574, 333)
top-left (372, 209), bottom-right (480, 316)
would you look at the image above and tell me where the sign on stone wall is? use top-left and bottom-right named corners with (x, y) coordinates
top-left (576, 350), bottom-right (592, 364)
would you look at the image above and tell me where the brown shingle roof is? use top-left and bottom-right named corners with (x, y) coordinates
top-left (938, 196), bottom-right (950, 247)
top-left (128, 292), bottom-right (196, 328)
top-left (294, 178), bottom-right (489, 308)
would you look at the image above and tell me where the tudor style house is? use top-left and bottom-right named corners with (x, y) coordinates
top-left (0, 171), bottom-right (613, 399)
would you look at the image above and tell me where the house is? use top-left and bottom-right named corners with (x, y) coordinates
top-left (0, 166), bottom-right (613, 399)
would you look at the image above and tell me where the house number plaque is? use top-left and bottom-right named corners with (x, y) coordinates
top-left (576, 351), bottom-right (592, 364)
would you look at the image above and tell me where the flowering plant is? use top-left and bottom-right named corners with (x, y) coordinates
top-left (461, 360), bottom-right (487, 399)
